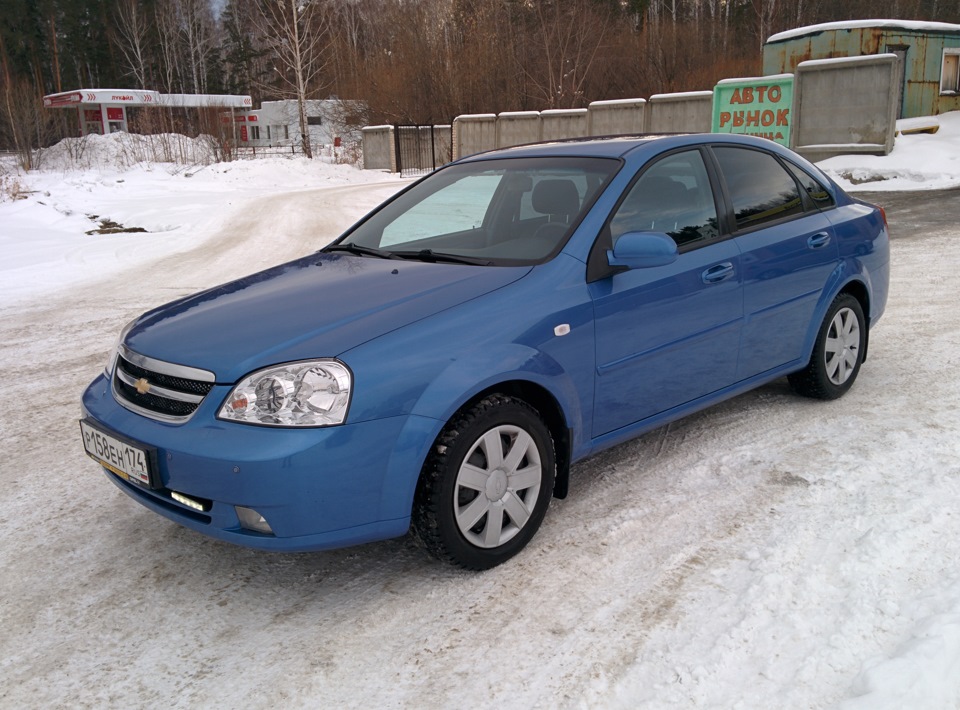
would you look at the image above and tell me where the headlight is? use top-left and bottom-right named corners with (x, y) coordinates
top-left (218, 360), bottom-right (352, 427)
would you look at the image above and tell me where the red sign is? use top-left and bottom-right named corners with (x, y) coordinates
top-left (107, 108), bottom-right (123, 121)
top-left (240, 126), bottom-right (248, 142)
top-left (44, 92), bottom-right (82, 107)
top-left (84, 109), bottom-right (101, 122)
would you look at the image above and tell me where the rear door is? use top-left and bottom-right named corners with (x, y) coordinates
top-left (710, 146), bottom-right (840, 380)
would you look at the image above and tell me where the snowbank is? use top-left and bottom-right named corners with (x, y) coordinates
top-left (0, 132), bottom-right (403, 307)
top-left (819, 111), bottom-right (960, 192)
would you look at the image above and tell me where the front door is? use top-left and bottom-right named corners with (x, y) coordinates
top-left (590, 149), bottom-right (742, 437)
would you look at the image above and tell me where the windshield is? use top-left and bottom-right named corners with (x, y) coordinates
top-left (335, 156), bottom-right (619, 265)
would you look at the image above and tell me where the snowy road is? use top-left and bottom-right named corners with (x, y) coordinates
top-left (1, 181), bottom-right (959, 708)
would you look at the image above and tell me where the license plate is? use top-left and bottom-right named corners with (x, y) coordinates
top-left (80, 420), bottom-right (156, 488)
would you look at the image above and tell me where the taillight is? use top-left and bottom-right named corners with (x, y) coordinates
top-left (878, 205), bottom-right (888, 226)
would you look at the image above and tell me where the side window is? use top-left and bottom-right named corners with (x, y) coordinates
top-left (608, 150), bottom-right (719, 248)
top-left (714, 146), bottom-right (804, 231)
top-left (785, 161), bottom-right (835, 210)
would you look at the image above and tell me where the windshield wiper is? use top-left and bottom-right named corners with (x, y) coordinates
top-left (323, 243), bottom-right (403, 260)
top-left (391, 249), bottom-right (494, 266)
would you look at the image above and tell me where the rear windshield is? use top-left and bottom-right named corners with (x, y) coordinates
top-left (340, 157), bottom-right (620, 265)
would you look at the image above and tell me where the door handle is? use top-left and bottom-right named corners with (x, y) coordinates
top-left (807, 232), bottom-right (831, 249)
top-left (702, 262), bottom-right (734, 284)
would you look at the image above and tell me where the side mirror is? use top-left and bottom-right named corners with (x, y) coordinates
top-left (606, 231), bottom-right (679, 269)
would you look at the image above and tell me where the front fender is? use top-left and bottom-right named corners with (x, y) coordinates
top-left (374, 346), bottom-right (582, 525)
top-left (409, 343), bottom-right (582, 429)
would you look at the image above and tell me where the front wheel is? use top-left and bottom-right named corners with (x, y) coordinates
top-left (412, 395), bottom-right (556, 570)
top-left (789, 293), bottom-right (866, 400)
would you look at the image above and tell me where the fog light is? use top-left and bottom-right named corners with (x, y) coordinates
top-left (236, 506), bottom-right (274, 534)
top-left (171, 491), bottom-right (211, 512)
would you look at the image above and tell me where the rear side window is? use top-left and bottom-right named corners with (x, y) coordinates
top-left (785, 162), bottom-right (836, 209)
top-left (714, 146), bottom-right (804, 230)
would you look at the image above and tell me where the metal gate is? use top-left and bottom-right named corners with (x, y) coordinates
top-left (395, 124), bottom-right (452, 177)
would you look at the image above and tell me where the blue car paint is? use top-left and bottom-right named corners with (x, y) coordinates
top-left (590, 236), bottom-right (743, 436)
top-left (83, 373), bottom-right (436, 548)
top-left (81, 133), bottom-right (890, 553)
top-left (123, 254), bottom-right (531, 384)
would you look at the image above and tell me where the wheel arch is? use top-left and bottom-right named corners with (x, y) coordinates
top-left (837, 277), bottom-right (871, 362)
top-left (448, 380), bottom-right (572, 500)
top-left (406, 343), bottom-right (584, 503)
top-left (801, 269), bottom-right (872, 369)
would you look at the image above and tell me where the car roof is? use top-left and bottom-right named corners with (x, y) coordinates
top-left (456, 135), bottom-right (666, 162)
top-left (455, 132), bottom-right (802, 163)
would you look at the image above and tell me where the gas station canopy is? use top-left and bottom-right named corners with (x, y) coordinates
top-left (43, 88), bottom-right (253, 135)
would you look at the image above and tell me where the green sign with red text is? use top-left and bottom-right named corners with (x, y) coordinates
top-left (712, 75), bottom-right (794, 146)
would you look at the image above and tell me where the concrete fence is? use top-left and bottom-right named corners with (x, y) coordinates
top-left (587, 99), bottom-right (647, 136)
top-left (646, 91), bottom-right (714, 133)
top-left (452, 114), bottom-right (497, 158)
top-left (366, 62), bottom-right (902, 169)
top-left (496, 111), bottom-right (541, 148)
top-left (792, 54), bottom-right (899, 159)
top-left (360, 125), bottom-right (395, 171)
top-left (443, 92), bottom-right (709, 162)
top-left (541, 109), bottom-right (589, 141)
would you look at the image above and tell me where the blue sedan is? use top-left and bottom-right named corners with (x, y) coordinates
top-left (81, 134), bottom-right (889, 569)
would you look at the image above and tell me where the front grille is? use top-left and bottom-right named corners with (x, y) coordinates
top-left (113, 346), bottom-right (216, 423)
top-left (120, 358), bottom-right (213, 396)
top-left (115, 378), bottom-right (200, 417)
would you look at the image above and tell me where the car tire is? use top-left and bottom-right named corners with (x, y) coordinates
top-left (412, 394), bottom-right (556, 570)
top-left (789, 293), bottom-right (866, 400)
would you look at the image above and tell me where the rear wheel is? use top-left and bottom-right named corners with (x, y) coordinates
top-left (412, 395), bottom-right (555, 570)
top-left (789, 293), bottom-right (866, 400)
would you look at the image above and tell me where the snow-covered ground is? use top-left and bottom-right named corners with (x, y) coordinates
top-left (821, 110), bottom-right (960, 192)
top-left (0, 121), bottom-right (959, 708)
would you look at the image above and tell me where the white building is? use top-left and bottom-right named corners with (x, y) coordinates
top-left (242, 99), bottom-right (366, 150)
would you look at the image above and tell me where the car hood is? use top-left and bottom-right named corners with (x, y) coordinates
top-left (125, 253), bottom-right (531, 383)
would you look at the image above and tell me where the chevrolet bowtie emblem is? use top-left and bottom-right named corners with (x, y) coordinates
top-left (135, 378), bottom-right (152, 395)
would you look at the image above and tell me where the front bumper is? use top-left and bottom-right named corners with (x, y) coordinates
top-left (81, 374), bottom-right (441, 551)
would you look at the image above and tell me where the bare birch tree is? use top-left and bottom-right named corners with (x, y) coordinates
top-left (114, 0), bottom-right (151, 88)
top-left (0, 33), bottom-right (30, 169)
top-left (525, 0), bottom-right (612, 109)
top-left (177, 0), bottom-right (218, 94)
top-left (254, 0), bottom-right (330, 159)
top-left (156, 0), bottom-right (183, 93)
